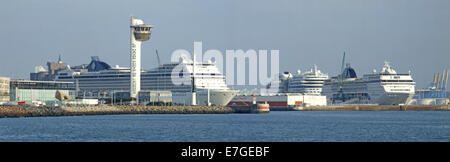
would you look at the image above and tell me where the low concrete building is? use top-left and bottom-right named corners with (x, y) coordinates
top-left (111, 90), bottom-right (172, 105)
top-left (0, 77), bottom-right (10, 102)
top-left (139, 90), bottom-right (172, 103)
top-left (9, 80), bottom-right (75, 103)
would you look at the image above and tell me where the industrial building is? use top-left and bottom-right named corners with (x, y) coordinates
top-left (409, 69), bottom-right (449, 105)
top-left (9, 80), bottom-right (75, 104)
top-left (229, 93), bottom-right (327, 110)
top-left (30, 55), bottom-right (65, 81)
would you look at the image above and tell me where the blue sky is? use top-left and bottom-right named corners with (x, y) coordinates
top-left (0, 0), bottom-right (449, 88)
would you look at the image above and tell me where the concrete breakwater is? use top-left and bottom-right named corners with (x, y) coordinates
top-left (0, 105), bottom-right (234, 118)
top-left (301, 105), bottom-right (450, 111)
top-left (2, 105), bottom-right (449, 118)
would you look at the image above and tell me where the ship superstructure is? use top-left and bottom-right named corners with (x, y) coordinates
top-left (39, 56), bottom-right (238, 106)
top-left (321, 61), bottom-right (416, 105)
top-left (287, 65), bottom-right (329, 95)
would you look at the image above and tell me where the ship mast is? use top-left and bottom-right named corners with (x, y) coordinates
top-left (191, 51), bottom-right (197, 105)
top-left (335, 52), bottom-right (346, 104)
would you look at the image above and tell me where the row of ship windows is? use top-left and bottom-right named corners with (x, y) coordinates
top-left (70, 80), bottom-right (227, 85)
top-left (289, 85), bottom-right (323, 88)
top-left (389, 89), bottom-right (410, 91)
top-left (59, 73), bottom-right (222, 79)
top-left (366, 80), bottom-right (414, 83)
top-left (77, 84), bottom-right (227, 88)
top-left (290, 79), bottom-right (326, 82)
top-left (78, 88), bottom-right (226, 91)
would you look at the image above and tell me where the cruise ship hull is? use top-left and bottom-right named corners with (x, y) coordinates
top-left (324, 91), bottom-right (415, 105)
top-left (375, 92), bottom-right (414, 105)
top-left (172, 89), bottom-right (239, 106)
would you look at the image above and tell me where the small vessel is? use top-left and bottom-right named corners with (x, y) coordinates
top-left (292, 105), bottom-right (303, 111)
top-left (252, 102), bottom-right (270, 113)
top-left (229, 94), bottom-right (270, 113)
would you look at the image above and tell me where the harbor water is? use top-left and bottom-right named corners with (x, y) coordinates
top-left (0, 111), bottom-right (449, 142)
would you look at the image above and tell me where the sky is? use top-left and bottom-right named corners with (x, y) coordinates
top-left (0, 0), bottom-right (449, 88)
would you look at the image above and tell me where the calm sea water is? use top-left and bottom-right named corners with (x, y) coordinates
top-left (0, 111), bottom-right (449, 142)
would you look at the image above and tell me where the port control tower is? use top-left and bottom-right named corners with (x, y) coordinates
top-left (130, 17), bottom-right (153, 100)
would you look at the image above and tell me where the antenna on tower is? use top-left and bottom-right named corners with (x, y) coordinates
top-left (56, 49), bottom-right (62, 63)
top-left (155, 49), bottom-right (161, 66)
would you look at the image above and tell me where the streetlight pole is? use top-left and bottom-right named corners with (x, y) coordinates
top-left (302, 93), bottom-right (305, 107)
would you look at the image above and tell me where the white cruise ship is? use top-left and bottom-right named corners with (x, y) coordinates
top-left (321, 61), bottom-right (416, 105)
top-left (33, 56), bottom-right (238, 106)
top-left (287, 65), bottom-right (329, 95)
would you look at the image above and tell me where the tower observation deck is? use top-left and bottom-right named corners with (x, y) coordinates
top-left (130, 17), bottom-right (154, 99)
